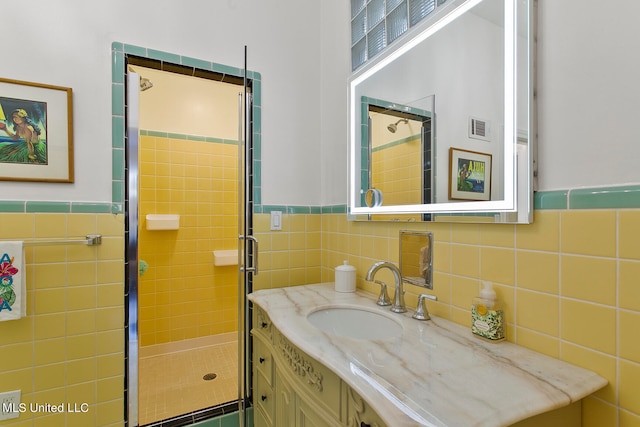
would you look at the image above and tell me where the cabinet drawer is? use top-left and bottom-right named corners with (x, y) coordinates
top-left (255, 370), bottom-right (274, 425)
top-left (253, 305), bottom-right (272, 340)
top-left (253, 334), bottom-right (273, 385)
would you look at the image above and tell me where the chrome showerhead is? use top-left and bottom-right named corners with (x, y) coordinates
top-left (139, 77), bottom-right (154, 92)
top-left (387, 118), bottom-right (408, 133)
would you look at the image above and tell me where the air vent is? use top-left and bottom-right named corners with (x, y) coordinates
top-left (469, 116), bottom-right (491, 141)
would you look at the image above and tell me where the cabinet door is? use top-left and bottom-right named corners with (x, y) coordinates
top-left (254, 405), bottom-right (271, 427)
top-left (275, 367), bottom-right (296, 427)
top-left (297, 395), bottom-right (340, 427)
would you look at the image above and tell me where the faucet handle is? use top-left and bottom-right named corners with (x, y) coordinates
top-left (373, 280), bottom-right (392, 306)
top-left (413, 293), bottom-right (437, 321)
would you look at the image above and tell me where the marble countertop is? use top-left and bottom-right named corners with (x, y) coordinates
top-left (248, 283), bottom-right (607, 427)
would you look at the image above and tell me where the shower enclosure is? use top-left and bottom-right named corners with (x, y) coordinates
top-left (125, 55), bottom-right (257, 426)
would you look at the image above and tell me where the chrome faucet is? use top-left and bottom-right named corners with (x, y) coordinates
top-left (366, 261), bottom-right (406, 313)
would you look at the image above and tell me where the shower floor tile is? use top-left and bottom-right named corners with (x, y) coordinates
top-left (138, 341), bottom-right (238, 425)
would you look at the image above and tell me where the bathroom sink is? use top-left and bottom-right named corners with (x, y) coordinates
top-left (307, 306), bottom-right (403, 340)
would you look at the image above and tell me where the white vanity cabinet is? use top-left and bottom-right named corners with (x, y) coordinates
top-left (252, 305), bottom-right (387, 427)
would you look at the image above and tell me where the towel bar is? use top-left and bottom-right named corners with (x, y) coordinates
top-left (10, 234), bottom-right (103, 247)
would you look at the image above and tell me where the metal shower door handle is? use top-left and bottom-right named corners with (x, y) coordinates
top-left (239, 235), bottom-right (259, 275)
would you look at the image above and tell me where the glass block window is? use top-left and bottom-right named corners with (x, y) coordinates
top-left (351, 0), bottom-right (448, 70)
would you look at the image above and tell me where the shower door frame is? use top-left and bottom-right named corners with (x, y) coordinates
top-left (123, 51), bottom-right (259, 427)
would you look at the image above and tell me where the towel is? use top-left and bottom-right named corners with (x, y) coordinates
top-left (0, 242), bottom-right (26, 321)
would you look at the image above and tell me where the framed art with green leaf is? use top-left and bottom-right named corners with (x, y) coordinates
top-left (0, 78), bottom-right (73, 182)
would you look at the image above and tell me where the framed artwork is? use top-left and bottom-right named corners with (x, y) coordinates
top-left (449, 147), bottom-right (492, 201)
top-left (0, 78), bottom-right (73, 182)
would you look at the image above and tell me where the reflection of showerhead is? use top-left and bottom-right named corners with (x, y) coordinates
top-left (140, 77), bottom-right (154, 91)
top-left (128, 67), bottom-right (154, 91)
top-left (387, 118), bottom-right (408, 133)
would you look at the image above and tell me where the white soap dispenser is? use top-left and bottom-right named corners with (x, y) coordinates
top-left (471, 281), bottom-right (504, 342)
top-left (334, 261), bottom-right (356, 293)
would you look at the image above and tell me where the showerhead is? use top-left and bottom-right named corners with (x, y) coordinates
top-left (139, 77), bottom-right (154, 92)
top-left (128, 66), bottom-right (154, 92)
top-left (387, 118), bottom-right (408, 133)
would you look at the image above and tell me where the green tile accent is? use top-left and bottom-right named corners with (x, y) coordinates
top-left (111, 50), bottom-right (125, 84)
top-left (220, 412), bottom-right (239, 427)
top-left (288, 206), bottom-right (311, 214)
top-left (71, 203), bottom-right (112, 213)
top-left (252, 79), bottom-right (262, 106)
top-left (534, 190), bottom-right (568, 210)
top-left (189, 135), bottom-right (208, 142)
top-left (26, 202), bottom-right (70, 213)
top-left (112, 181), bottom-right (124, 205)
top-left (147, 49), bottom-right (181, 63)
top-left (122, 44), bottom-right (147, 56)
top-left (111, 42), bottom-right (123, 52)
top-left (192, 416), bottom-right (220, 427)
top-left (147, 130), bottom-right (169, 138)
top-left (372, 135), bottom-right (419, 152)
top-left (262, 205), bottom-right (287, 213)
top-left (112, 116), bottom-right (124, 148)
top-left (181, 56), bottom-right (213, 70)
top-left (253, 161), bottom-right (261, 187)
top-left (569, 185), bottom-right (640, 209)
top-left (111, 203), bottom-right (124, 214)
top-left (111, 83), bottom-right (124, 116)
top-left (253, 133), bottom-right (262, 159)
top-left (0, 201), bottom-right (25, 212)
top-left (253, 105), bottom-right (262, 134)
top-left (212, 63), bottom-right (242, 76)
top-left (112, 148), bottom-right (125, 181)
top-left (167, 133), bottom-right (187, 140)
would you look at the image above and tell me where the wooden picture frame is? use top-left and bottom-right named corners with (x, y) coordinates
top-left (0, 78), bottom-right (73, 182)
top-left (449, 147), bottom-right (492, 201)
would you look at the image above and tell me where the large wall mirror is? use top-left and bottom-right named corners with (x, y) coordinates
top-left (348, 0), bottom-right (536, 224)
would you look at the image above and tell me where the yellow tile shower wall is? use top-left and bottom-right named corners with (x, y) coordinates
top-left (138, 135), bottom-right (238, 346)
top-left (371, 139), bottom-right (422, 206)
top-left (320, 210), bottom-right (640, 426)
top-left (0, 213), bottom-right (125, 427)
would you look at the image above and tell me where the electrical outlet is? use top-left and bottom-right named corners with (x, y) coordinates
top-left (0, 390), bottom-right (21, 421)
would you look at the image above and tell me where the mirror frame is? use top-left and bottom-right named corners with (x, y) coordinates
top-left (348, 0), bottom-right (535, 222)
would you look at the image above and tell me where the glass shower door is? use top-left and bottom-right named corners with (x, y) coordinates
top-left (237, 47), bottom-right (256, 427)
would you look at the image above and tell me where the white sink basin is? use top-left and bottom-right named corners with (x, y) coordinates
top-left (307, 306), bottom-right (403, 340)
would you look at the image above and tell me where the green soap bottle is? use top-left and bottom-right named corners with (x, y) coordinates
top-left (471, 281), bottom-right (505, 342)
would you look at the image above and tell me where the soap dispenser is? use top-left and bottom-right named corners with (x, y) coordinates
top-left (471, 281), bottom-right (504, 342)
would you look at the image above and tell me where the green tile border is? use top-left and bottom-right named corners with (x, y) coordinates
top-left (140, 130), bottom-right (240, 145)
top-left (4, 186), bottom-right (640, 214)
top-left (534, 190), bottom-right (568, 210)
top-left (569, 185), bottom-right (640, 209)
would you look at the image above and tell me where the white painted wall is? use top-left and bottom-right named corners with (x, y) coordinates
top-left (1, 1), bottom-right (639, 205)
top-left (536, 0), bottom-right (640, 190)
top-left (0, 0), bottom-right (336, 206)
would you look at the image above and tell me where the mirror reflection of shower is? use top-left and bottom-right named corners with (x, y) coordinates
top-left (387, 118), bottom-right (408, 133)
